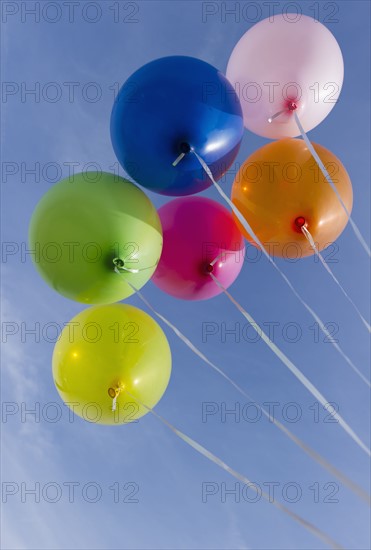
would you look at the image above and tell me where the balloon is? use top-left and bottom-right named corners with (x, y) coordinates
top-left (111, 56), bottom-right (244, 196)
top-left (226, 14), bottom-right (344, 139)
top-left (152, 197), bottom-right (245, 300)
top-left (231, 139), bottom-right (353, 258)
top-left (29, 172), bottom-right (162, 304)
top-left (53, 304), bottom-right (172, 425)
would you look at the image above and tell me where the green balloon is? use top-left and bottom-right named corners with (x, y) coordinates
top-left (29, 172), bottom-right (163, 304)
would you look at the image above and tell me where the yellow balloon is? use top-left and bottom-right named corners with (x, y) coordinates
top-left (53, 304), bottom-right (172, 425)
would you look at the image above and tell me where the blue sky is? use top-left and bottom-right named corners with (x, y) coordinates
top-left (1, 1), bottom-right (370, 549)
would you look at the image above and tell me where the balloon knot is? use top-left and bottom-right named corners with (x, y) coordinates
top-left (287, 101), bottom-right (297, 111)
top-left (172, 143), bottom-right (193, 166)
top-left (109, 386), bottom-right (123, 412)
top-left (205, 263), bottom-right (214, 274)
top-left (180, 142), bottom-right (191, 154)
top-left (113, 257), bottom-right (125, 269)
top-left (293, 216), bottom-right (307, 233)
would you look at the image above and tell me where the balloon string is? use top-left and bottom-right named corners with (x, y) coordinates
top-left (293, 111), bottom-right (371, 258)
top-left (108, 386), bottom-right (122, 411)
top-left (267, 109), bottom-right (286, 123)
top-left (113, 258), bottom-right (158, 275)
top-left (192, 151), bottom-right (368, 388)
top-left (116, 266), bottom-right (140, 274)
top-left (210, 251), bottom-right (225, 266)
top-left (210, 273), bottom-right (371, 457)
top-left (123, 389), bottom-right (344, 550)
top-left (172, 152), bottom-right (186, 167)
top-left (116, 273), bottom-right (370, 504)
top-left (301, 226), bottom-right (371, 337)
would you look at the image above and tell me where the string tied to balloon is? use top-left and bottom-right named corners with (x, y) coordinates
top-left (113, 268), bottom-right (371, 503)
top-left (113, 257), bottom-right (139, 274)
top-left (208, 270), bottom-right (371, 456)
top-left (294, 215), bottom-right (307, 232)
top-left (268, 100), bottom-right (297, 123)
top-left (300, 225), bottom-right (371, 336)
top-left (108, 385), bottom-right (123, 412)
top-left (203, 250), bottom-right (227, 275)
top-left (187, 150), bottom-right (370, 388)
top-left (292, 110), bottom-right (371, 257)
top-left (172, 142), bottom-right (193, 167)
top-left (121, 389), bottom-right (344, 550)
top-left (113, 257), bottom-right (159, 275)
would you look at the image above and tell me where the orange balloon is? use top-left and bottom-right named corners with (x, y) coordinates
top-left (231, 139), bottom-right (353, 258)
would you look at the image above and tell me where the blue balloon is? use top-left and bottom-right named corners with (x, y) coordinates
top-left (110, 56), bottom-right (244, 196)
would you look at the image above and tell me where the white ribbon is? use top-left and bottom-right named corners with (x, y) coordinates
top-left (116, 272), bottom-right (370, 503)
top-left (192, 151), bottom-right (367, 387)
top-left (124, 389), bottom-right (344, 550)
top-left (293, 111), bottom-right (371, 258)
top-left (301, 225), bottom-right (371, 337)
top-left (210, 272), bottom-right (371, 458)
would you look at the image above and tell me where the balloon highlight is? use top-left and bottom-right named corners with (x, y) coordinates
top-left (152, 197), bottom-right (245, 300)
top-left (226, 14), bottom-right (344, 138)
top-left (231, 139), bottom-right (353, 257)
top-left (111, 56), bottom-right (244, 196)
top-left (52, 304), bottom-right (172, 425)
top-left (29, 172), bottom-right (163, 304)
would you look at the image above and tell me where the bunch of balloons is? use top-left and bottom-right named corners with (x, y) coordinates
top-left (29, 14), bottom-right (352, 426)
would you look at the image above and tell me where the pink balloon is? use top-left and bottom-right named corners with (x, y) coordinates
top-left (226, 14), bottom-right (344, 139)
top-left (152, 197), bottom-right (245, 300)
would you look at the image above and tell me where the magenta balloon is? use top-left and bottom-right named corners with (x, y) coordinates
top-left (152, 197), bottom-right (245, 301)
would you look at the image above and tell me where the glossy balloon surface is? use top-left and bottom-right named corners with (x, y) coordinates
top-left (231, 139), bottom-right (353, 257)
top-left (226, 15), bottom-right (344, 138)
top-left (29, 172), bottom-right (162, 304)
top-left (152, 197), bottom-right (245, 300)
top-left (53, 304), bottom-right (172, 425)
top-left (111, 56), bottom-right (244, 195)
